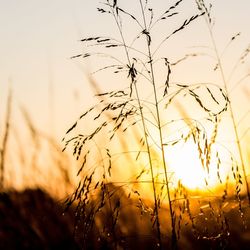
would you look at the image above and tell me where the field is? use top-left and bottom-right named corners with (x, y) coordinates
top-left (0, 189), bottom-right (250, 249)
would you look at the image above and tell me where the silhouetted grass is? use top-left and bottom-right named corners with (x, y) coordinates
top-left (63, 0), bottom-right (250, 249)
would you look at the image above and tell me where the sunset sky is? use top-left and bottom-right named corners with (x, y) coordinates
top-left (0, 0), bottom-right (249, 142)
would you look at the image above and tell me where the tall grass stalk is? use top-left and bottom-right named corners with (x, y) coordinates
top-left (196, 0), bottom-right (250, 204)
top-left (138, 0), bottom-right (177, 247)
top-left (109, 0), bottom-right (163, 246)
top-left (0, 87), bottom-right (12, 190)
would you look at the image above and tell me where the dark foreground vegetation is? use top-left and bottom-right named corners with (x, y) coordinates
top-left (0, 189), bottom-right (79, 250)
top-left (0, 188), bottom-right (250, 249)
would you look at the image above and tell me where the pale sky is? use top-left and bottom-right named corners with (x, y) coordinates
top-left (0, 0), bottom-right (250, 140)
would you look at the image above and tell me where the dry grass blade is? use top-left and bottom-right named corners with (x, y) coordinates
top-left (153, 12), bottom-right (205, 56)
top-left (0, 87), bottom-right (12, 190)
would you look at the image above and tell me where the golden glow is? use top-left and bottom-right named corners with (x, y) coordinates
top-left (164, 140), bottom-right (225, 190)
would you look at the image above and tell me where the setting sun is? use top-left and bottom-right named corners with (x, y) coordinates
top-left (164, 140), bottom-right (228, 190)
top-left (165, 140), bottom-right (208, 189)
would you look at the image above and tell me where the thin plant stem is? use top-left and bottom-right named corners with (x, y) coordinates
top-left (108, 1), bottom-right (162, 246)
top-left (139, 0), bottom-right (177, 248)
top-left (203, 8), bottom-right (250, 205)
top-left (0, 87), bottom-right (12, 190)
